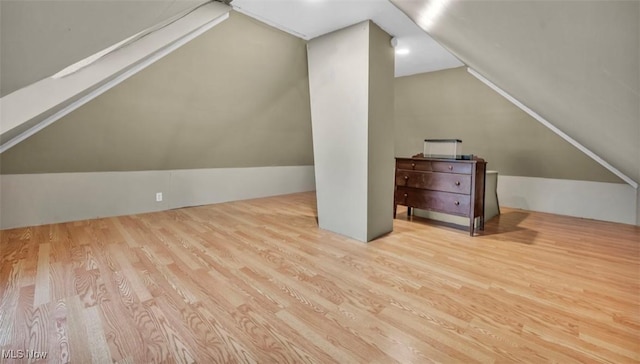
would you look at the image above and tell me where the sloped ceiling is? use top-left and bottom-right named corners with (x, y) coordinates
top-left (0, 0), bottom-right (207, 97)
top-left (1, 0), bottom-right (462, 95)
top-left (3, 0), bottom-right (637, 188)
top-left (0, 0), bottom-right (229, 152)
top-left (390, 0), bottom-right (640, 186)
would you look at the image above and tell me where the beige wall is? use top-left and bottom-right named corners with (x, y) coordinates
top-left (0, 0), bottom-right (205, 97)
top-left (0, 11), bottom-right (313, 174)
top-left (395, 67), bottom-right (622, 183)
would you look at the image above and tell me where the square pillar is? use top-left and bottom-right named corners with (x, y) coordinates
top-left (307, 21), bottom-right (395, 242)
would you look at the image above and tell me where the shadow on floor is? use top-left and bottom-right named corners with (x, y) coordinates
top-left (395, 208), bottom-right (539, 245)
top-left (474, 210), bottom-right (539, 244)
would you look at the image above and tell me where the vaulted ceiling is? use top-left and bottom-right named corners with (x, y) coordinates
top-left (0, 0), bottom-right (459, 154)
top-left (1, 0), bottom-right (461, 98)
top-left (391, 0), bottom-right (639, 187)
top-left (1, 0), bottom-right (638, 190)
top-left (0, 0), bottom-right (207, 97)
top-left (0, 1), bottom-right (229, 151)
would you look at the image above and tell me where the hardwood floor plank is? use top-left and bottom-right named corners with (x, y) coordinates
top-left (65, 295), bottom-right (93, 363)
top-left (50, 262), bottom-right (74, 303)
top-left (108, 244), bottom-right (153, 303)
top-left (274, 296), bottom-right (389, 363)
top-left (83, 305), bottom-right (112, 363)
top-left (0, 260), bottom-right (21, 347)
top-left (193, 303), bottom-right (259, 363)
top-left (33, 243), bottom-right (51, 308)
top-left (151, 227), bottom-right (205, 271)
top-left (74, 268), bottom-right (109, 308)
top-left (145, 299), bottom-right (197, 364)
top-left (12, 284), bottom-right (35, 353)
top-left (154, 294), bottom-right (240, 363)
top-left (0, 192), bottom-right (638, 362)
top-left (109, 217), bottom-right (140, 249)
top-left (378, 303), bottom-right (492, 363)
top-left (128, 300), bottom-right (172, 363)
top-left (136, 247), bottom-right (198, 305)
top-left (47, 299), bottom-right (71, 364)
top-left (466, 317), bottom-right (584, 363)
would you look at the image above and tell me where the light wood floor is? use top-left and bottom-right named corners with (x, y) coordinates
top-left (1, 192), bottom-right (638, 363)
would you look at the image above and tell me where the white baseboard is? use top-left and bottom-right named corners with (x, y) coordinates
top-left (497, 175), bottom-right (637, 225)
top-left (168, 166), bottom-right (315, 208)
top-left (0, 166), bottom-right (315, 230)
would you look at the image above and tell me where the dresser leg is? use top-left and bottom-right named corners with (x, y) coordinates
top-left (480, 215), bottom-right (485, 230)
top-left (469, 218), bottom-right (475, 236)
top-left (407, 207), bottom-right (412, 218)
top-left (393, 204), bottom-right (397, 219)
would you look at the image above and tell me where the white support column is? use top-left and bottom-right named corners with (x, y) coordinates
top-left (307, 21), bottom-right (394, 242)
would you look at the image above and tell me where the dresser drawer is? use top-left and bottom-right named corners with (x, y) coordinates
top-left (431, 161), bottom-right (472, 174)
top-left (395, 171), bottom-right (471, 194)
top-left (396, 159), bottom-right (432, 171)
top-left (395, 187), bottom-right (471, 216)
top-left (396, 159), bottom-right (474, 174)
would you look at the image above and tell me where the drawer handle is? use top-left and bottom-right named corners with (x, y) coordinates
top-left (455, 181), bottom-right (461, 186)
top-left (403, 193), bottom-right (408, 197)
top-left (411, 163), bottom-right (416, 168)
top-left (448, 165), bottom-right (453, 170)
top-left (454, 201), bottom-right (460, 206)
top-left (404, 175), bottom-right (409, 180)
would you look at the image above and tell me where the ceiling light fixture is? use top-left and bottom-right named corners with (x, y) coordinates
top-left (395, 48), bottom-right (410, 55)
top-left (390, 37), bottom-right (398, 48)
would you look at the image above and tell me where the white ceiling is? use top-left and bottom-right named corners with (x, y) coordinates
top-left (231, 0), bottom-right (463, 77)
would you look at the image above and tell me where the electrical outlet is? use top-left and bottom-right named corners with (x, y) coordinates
top-left (156, 192), bottom-right (163, 202)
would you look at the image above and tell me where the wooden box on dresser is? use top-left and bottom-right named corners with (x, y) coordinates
top-left (394, 155), bottom-right (487, 236)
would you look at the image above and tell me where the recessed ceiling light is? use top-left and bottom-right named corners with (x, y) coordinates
top-left (395, 48), bottom-right (410, 55)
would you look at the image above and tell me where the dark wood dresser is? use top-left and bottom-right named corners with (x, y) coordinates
top-left (394, 155), bottom-right (487, 236)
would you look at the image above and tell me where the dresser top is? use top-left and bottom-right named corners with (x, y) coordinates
top-left (398, 154), bottom-right (485, 164)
